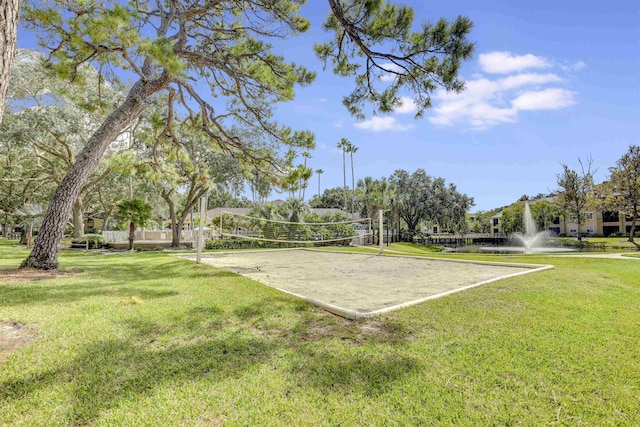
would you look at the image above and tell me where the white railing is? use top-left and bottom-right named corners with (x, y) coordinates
top-left (103, 231), bottom-right (130, 243)
top-left (103, 229), bottom-right (202, 243)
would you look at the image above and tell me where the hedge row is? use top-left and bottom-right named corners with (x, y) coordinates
top-left (70, 234), bottom-right (105, 249)
top-left (205, 238), bottom-right (313, 250)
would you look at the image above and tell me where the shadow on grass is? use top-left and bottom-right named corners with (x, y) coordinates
top-left (1, 332), bottom-right (274, 425)
top-left (0, 282), bottom-right (181, 306)
top-left (289, 349), bottom-right (421, 395)
top-left (0, 258), bottom-right (239, 307)
top-left (0, 248), bottom-right (418, 424)
top-left (1, 306), bottom-right (417, 425)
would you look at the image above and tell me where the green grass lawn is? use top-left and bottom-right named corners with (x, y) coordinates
top-left (564, 236), bottom-right (639, 250)
top-left (1, 241), bottom-right (639, 426)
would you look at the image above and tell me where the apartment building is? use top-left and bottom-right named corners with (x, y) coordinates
top-left (489, 199), bottom-right (635, 237)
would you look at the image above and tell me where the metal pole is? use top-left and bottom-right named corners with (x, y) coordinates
top-left (379, 209), bottom-right (384, 254)
top-left (196, 192), bottom-right (208, 264)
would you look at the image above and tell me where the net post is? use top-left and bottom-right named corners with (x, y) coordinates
top-left (379, 209), bottom-right (384, 255)
top-left (196, 192), bottom-right (208, 264)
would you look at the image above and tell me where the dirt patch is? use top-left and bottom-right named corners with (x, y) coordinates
top-left (0, 322), bottom-right (37, 364)
top-left (0, 268), bottom-right (82, 284)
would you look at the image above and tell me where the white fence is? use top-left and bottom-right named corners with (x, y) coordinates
top-left (102, 230), bottom-right (201, 243)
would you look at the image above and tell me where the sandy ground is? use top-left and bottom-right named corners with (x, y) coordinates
top-left (180, 249), bottom-right (550, 318)
top-left (0, 322), bottom-right (36, 364)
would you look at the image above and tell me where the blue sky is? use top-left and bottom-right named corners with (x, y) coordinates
top-left (269, 0), bottom-right (640, 211)
top-left (17, 0), bottom-right (639, 211)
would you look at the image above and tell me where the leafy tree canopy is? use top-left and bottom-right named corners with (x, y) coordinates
top-left (21, 0), bottom-right (475, 269)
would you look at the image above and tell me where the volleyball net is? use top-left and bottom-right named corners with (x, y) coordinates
top-left (217, 211), bottom-right (373, 245)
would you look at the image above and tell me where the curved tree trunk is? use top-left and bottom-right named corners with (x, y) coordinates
top-left (23, 78), bottom-right (166, 269)
top-left (102, 214), bottom-right (111, 231)
top-left (0, 0), bottom-right (20, 125)
top-left (174, 217), bottom-right (186, 248)
top-left (72, 197), bottom-right (84, 238)
top-left (161, 190), bottom-right (181, 248)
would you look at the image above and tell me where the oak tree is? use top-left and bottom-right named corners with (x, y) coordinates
top-left (22, 0), bottom-right (474, 269)
top-left (555, 159), bottom-right (595, 241)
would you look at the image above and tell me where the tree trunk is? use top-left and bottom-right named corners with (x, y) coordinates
top-left (342, 151), bottom-right (347, 213)
top-left (128, 221), bottom-right (135, 251)
top-left (102, 214), bottom-right (111, 231)
top-left (23, 77), bottom-right (167, 269)
top-left (72, 197), bottom-right (84, 238)
top-left (350, 153), bottom-right (355, 219)
top-left (577, 215), bottom-right (582, 241)
top-left (0, 0), bottom-right (20, 125)
top-left (173, 191), bottom-right (202, 248)
top-left (174, 217), bottom-right (186, 248)
top-left (629, 206), bottom-right (637, 243)
top-left (161, 191), bottom-right (181, 248)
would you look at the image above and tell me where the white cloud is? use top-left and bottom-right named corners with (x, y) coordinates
top-left (395, 96), bottom-right (417, 114)
top-left (429, 52), bottom-right (579, 130)
top-left (379, 62), bottom-right (404, 82)
top-left (479, 51), bottom-right (551, 74)
top-left (559, 60), bottom-right (586, 73)
top-left (499, 73), bottom-right (562, 90)
top-left (511, 88), bottom-right (576, 110)
top-left (354, 116), bottom-right (412, 132)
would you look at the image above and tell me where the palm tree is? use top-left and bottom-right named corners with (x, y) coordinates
top-left (300, 151), bottom-right (311, 199)
top-left (115, 198), bottom-right (152, 250)
top-left (281, 198), bottom-right (310, 240)
top-left (337, 138), bottom-right (350, 214)
top-left (357, 177), bottom-right (395, 244)
top-left (249, 202), bottom-right (282, 239)
top-left (315, 169), bottom-right (324, 197)
top-left (346, 142), bottom-right (359, 219)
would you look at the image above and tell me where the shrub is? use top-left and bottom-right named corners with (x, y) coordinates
top-left (608, 232), bottom-right (629, 238)
top-left (205, 238), bottom-right (312, 250)
top-left (70, 234), bottom-right (105, 249)
top-left (554, 238), bottom-right (603, 249)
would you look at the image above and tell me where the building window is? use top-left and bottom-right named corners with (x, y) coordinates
top-left (570, 227), bottom-right (577, 233)
top-left (493, 218), bottom-right (499, 226)
top-left (585, 212), bottom-right (594, 221)
top-left (586, 225), bottom-right (594, 234)
top-left (493, 228), bottom-right (499, 234)
top-left (553, 217), bottom-right (560, 224)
